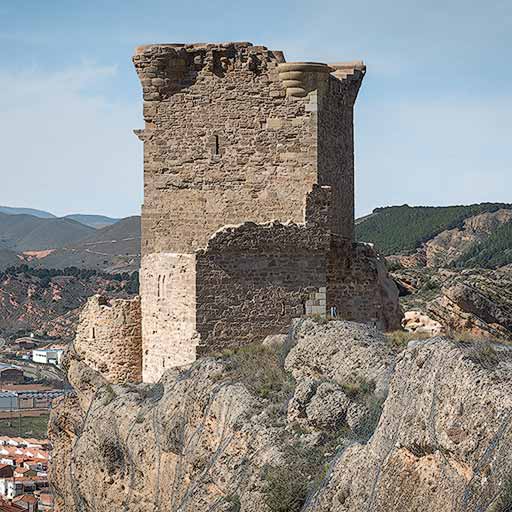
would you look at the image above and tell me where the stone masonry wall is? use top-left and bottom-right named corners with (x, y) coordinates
top-left (134, 43), bottom-right (319, 255)
top-left (140, 253), bottom-right (198, 383)
top-left (317, 68), bottom-right (364, 239)
top-left (132, 42), bottom-right (381, 382)
top-left (195, 220), bottom-right (330, 353)
top-left (327, 238), bottom-right (402, 331)
top-left (74, 295), bottom-right (142, 384)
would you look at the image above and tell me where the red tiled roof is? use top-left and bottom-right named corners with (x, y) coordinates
top-left (13, 494), bottom-right (38, 504)
top-left (39, 492), bottom-right (53, 505)
top-left (0, 499), bottom-right (23, 511)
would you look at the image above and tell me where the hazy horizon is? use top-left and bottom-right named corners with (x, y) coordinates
top-left (1, 0), bottom-right (510, 218)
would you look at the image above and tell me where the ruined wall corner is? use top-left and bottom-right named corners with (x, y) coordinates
top-left (74, 294), bottom-right (142, 384)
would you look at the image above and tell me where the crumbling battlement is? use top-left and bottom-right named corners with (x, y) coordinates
top-left (74, 295), bottom-right (142, 384)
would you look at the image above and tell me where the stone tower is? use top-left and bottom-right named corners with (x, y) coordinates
top-left (134, 42), bottom-right (400, 383)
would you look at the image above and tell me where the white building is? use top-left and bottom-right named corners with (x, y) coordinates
top-left (32, 349), bottom-right (64, 367)
top-left (0, 477), bottom-right (22, 499)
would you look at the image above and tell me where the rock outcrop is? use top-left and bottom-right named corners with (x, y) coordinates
top-left (402, 310), bottom-right (444, 336)
top-left (393, 267), bottom-right (512, 341)
top-left (427, 268), bottom-right (512, 340)
top-left (305, 338), bottom-right (512, 512)
top-left (386, 208), bottom-right (512, 269)
top-left (50, 320), bottom-right (512, 512)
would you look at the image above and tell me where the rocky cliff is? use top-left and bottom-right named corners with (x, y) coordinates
top-left (49, 320), bottom-right (512, 512)
top-left (395, 267), bottom-right (512, 340)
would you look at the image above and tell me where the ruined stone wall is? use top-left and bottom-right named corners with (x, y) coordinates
top-left (134, 43), bottom-right (319, 255)
top-left (327, 239), bottom-right (402, 330)
top-left (140, 253), bottom-right (198, 383)
top-left (195, 221), bottom-right (330, 352)
top-left (132, 42), bottom-right (377, 382)
top-left (74, 295), bottom-right (142, 384)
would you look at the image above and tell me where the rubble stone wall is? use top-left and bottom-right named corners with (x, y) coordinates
top-left (195, 221), bottom-right (330, 352)
top-left (317, 73), bottom-right (363, 239)
top-left (140, 253), bottom-right (198, 383)
top-left (327, 238), bottom-right (402, 330)
top-left (74, 295), bottom-right (142, 384)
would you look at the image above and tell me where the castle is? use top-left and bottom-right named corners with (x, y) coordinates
top-left (74, 42), bottom-right (402, 384)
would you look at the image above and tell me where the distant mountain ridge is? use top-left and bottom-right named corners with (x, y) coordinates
top-left (0, 212), bottom-right (95, 252)
top-left (0, 206), bottom-right (120, 228)
top-left (0, 206), bottom-right (56, 218)
top-left (0, 209), bottom-right (141, 273)
top-left (28, 216), bottom-right (141, 273)
top-left (63, 214), bottom-right (120, 229)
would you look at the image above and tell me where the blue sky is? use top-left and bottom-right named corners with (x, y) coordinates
top-left (0, 0), bottom-right (510, 217)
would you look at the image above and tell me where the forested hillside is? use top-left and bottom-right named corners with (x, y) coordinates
top-left (455, 220), bottom-right (512, 268)
top-left (356, 203), bottom-right (512, 255)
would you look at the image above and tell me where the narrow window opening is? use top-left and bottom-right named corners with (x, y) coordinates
top-left (91, 327), bottom-right (95, 339)
top-left (162, 275), bottom-right (166, 298)
top-left (157, 275), bottom-right (161, 298)
top-left (214, 135), bottom-right (220, 155)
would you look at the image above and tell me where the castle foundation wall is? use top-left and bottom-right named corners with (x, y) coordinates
top-left (141, 253), bottom-right (198, 382)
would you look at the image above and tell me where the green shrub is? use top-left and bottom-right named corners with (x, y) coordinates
top-left (488, 477), bottom-right (512, 512)
top-left (263, 440), bottom-right (329, 512)
top-left (340, 377), bottom-right (375, 400)
top-left (103, 384), bottom-right (117, 405)
top-left (466, 341), bottom-right (501, 370)
top-left (224, 494), bottom-right (241, 512)
top-left (223, 344), bottom-right (294, 403)
top-left (386, 330), bottom-right (430, 350)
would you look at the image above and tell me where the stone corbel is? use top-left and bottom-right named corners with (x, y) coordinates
top-left (277, 62), bottom-right (334, 98)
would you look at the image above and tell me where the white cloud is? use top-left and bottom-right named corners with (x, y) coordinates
top-left (0, 63), bottom-right (142, 218)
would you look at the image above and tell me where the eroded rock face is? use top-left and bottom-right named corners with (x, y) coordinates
top-left (402, 310), bottom-right (444, 336)
top-left (49, 320), bottom-right (392, 512)
top-left (50, 321), bottom-right (512, 512)
top-left (424, 209), bottom-right (512, 267)
top-left (427, 268), bottom-right (512, 340)
top-left (393, 267), bottom-right (512, 341)
top-left (304, 338), bottom-right (512, 512)
top-left (387, 208), bottom-right (512, 269)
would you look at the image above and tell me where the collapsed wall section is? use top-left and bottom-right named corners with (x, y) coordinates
top-left (140, 253), bottom-right (198, 383)
top-left (74, 295), bottom-right (142, 384)
top-left (327, 239), bottom-right (402, 330)
top-left (195, 219), bottom-right (330, 353)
